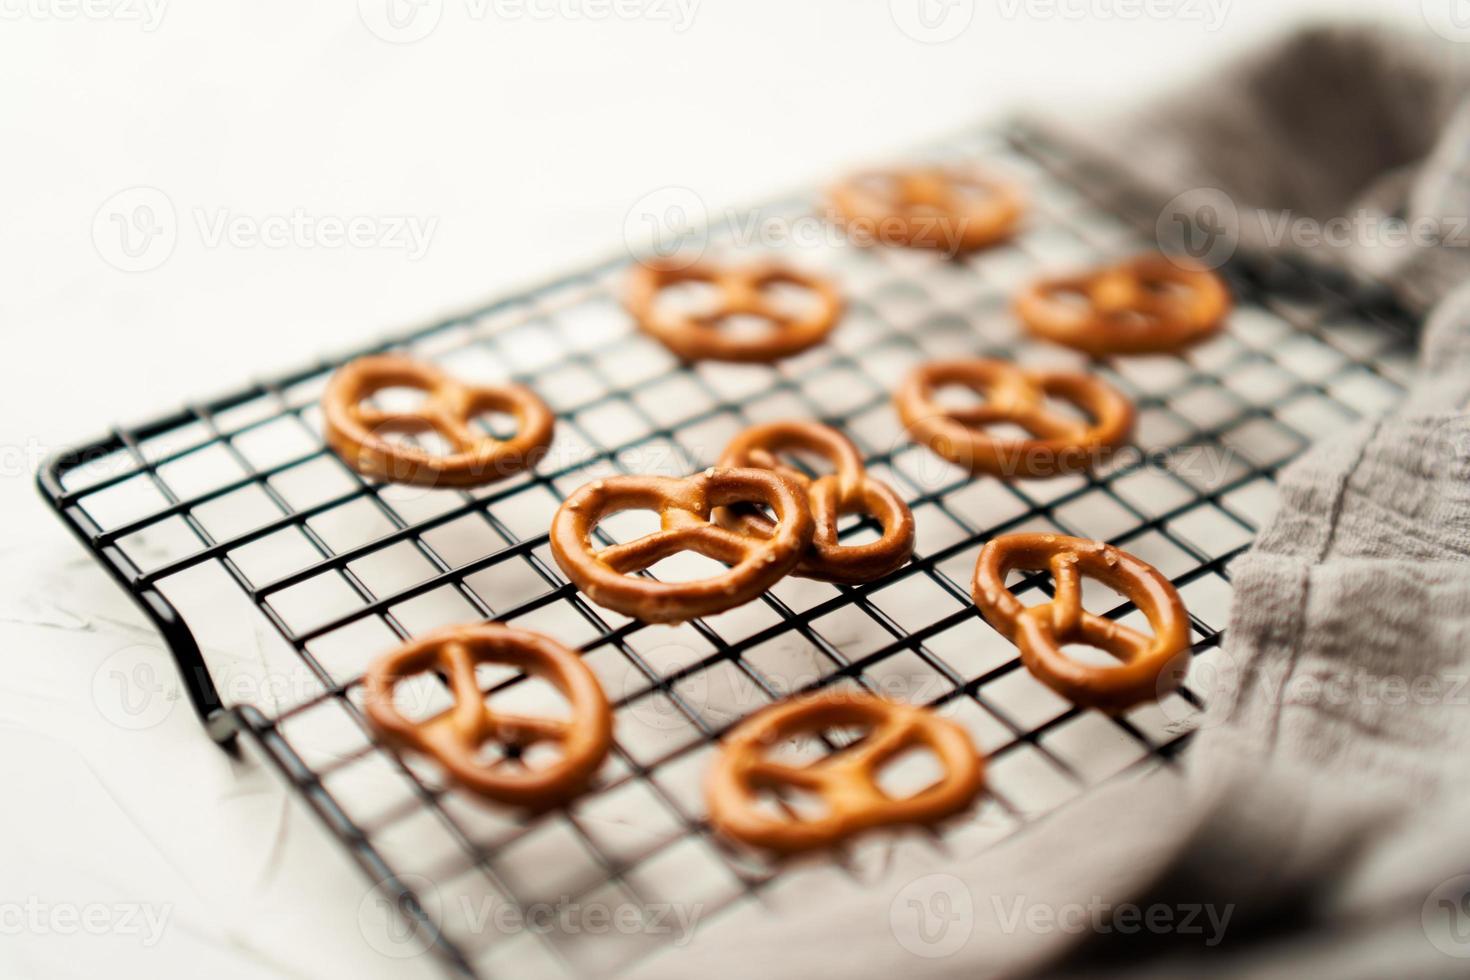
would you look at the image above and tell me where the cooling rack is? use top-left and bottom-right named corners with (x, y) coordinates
top-left (38, 123), bottom-right (1417, 978)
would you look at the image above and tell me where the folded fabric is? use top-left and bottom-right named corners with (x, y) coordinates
top-left (1035, 21), bottom-right (1470, 314)
top-left (629, 22), bottom-right (1470, 980)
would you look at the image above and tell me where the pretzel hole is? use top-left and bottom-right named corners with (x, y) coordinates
top-left (931, 384), bottom-right (987, 412)
top-left (476, 661), bottom-right (521, 689)
top-left (647, 550), bottom-right (731, 582)
top-left (752, 736), bottom-right (833, 820)
top-left (465, 737), bottom-right (569, 773)
top-left (723, 500), bottom-right (778, 527)
top-left (756, 785), bottom-right (830, 823)
top-left (1019, 571), bottom-right (1146, 666)
top-left (766, 732), bottom-right (833, 765)
top-left (772, 447), bottom-right (837, 480)
top-left (874, 746), bottom-right (946, 799)
top-left (1020, 568), bottom-right (1130, 609)
top-left (595, 508), bottom-right (664, 545)
top-left (469, 408), bottom-right (519, 440)
top-left (1061, 644), bottom-right (1129, 668)
top-left (714, 313), bottom-right (783, 340)
top-left (718, 481), bottom-right (795, 538)
top-left (520, 740), bottom-right (570, 771)
top-left (1004, 570), bottom-right (1060, 599)
top-left (380, 426), bottom-right (455, 456)
top-left (947, 178), bottom-right (998, 204)
top-left (479, 675), bottom-right (574, 764)
top-left (1046, 286), bottom-right (1092, 311)
top-left (835, 513), bottom-right (881, 543)
top-left (369, 385), bottom-right (432, 413)
top-left (820, 489), bottom-right (885, 538)
top-left (823, 722), bottom-right (876, 751)
top-left (381, 672), bottom-right (455, 723)
top-left (485, 674), bottom-right (573, 726)
top-left (810, 722), bottom-right (945, 799)
top-left (757, 280), bottom-right (823, 319)
top-left (1139, 276), bottom-right (1192, 300)
top-left (652, 280), bottom-right (722, 319)
top-left (852, 173), bottom-right (898, 196)
top-left (982, 422), bottom-right (1035, 441)
top-left (1038, 394), bottom-right (1091, 425)
top-left (471, 739), bottom-right (517, 768)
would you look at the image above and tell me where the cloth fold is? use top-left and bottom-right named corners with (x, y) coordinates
top-left (1033, 21), bottom-right (1470, 315)
top-left (629, 21), bottom-right (1470, 980)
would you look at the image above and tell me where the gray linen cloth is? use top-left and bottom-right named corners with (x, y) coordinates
top-left (630, 22), bottom-right (1470, 980)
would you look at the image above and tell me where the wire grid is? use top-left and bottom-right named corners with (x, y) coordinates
top-left (40, 124), bottom-right (1416, 979)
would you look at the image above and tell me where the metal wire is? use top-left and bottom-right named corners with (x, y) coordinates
top-left (37, 124), bottom-right (1416, 978)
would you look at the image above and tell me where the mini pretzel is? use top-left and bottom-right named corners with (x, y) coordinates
top-left (549, 467), bottom-right (814, 623)
top-left (716, 421), bottom-right (914, 583)
top-left (1016, 254), bottom-right (1231, 355)
top-left (624, 258), bottom-right (843, 363)
top-left (894, 359), bottom-right (1133, 478)
top-left (706, 691), bottom-right (984, 854)
top-left (363, 623), bottom-right (612, 807)
top-left (827, 166), bottom-right (1024, 253)
top-left (323, 355), bottom-right (554, 488)
top-left (972, 534), bottom-right (1191, 712)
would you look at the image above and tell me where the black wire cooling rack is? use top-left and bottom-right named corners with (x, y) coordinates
top-left (38, 124), bottom-right (1417, 978)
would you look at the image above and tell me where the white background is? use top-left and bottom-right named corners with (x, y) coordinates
top-left (0, 1), bottom-right (1436, 977)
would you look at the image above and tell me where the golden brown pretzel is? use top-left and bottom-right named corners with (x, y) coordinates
top-left (972, 533), bottom-right (1191, 712)
top-left (894, 358), bottom-right (1133, 479)
top-left (323, 355), bottom-right (555, 488)
top-left (716, 421), bottom-right (914, 583)
top-left (706, 691), bottom-right (984, 854)
top-left (363, 623), bottom-right (612, 807)
top-left (1016, 254), bottom-right (1231, 355)
top-left (624, 258), bottom-right (843, 363)
top-left (549, 467), bottom-right (814, 623)
top-left (827, 166), bottom-right (1025, 253)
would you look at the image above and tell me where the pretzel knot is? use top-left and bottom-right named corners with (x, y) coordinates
top-left (972, 534), bottom-right (1191, 712)
top-left (624, 258), bottom-right (843, 363)
top-left (827, 166), bottom-right (1025, 253)
top-left (363, 624), bottom-right (612, 807)
top-left (715, 421), bottom-right (914, 584)
top-left (323, 355), bottom-right (555, 488)
top-left (706, 691), bottom-right (984, 854)
top-left (549, 467), bottom-right (814, 623)
top-left (894, 358), bottom-right (1133, 478)
top-left (1016, 254), bottom-right (1231, 356)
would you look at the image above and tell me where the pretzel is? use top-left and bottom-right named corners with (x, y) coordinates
top-left (1016, 254), bottom-right (1231, 355)
top-left (363, 623), bottom-right (612, 807)
top-left (715, 421), bottom-right (914, 583)
top-left (972, 533), bottom-right (1191, 712)
top-left (706, 691), bottom-right (984, 854)
top-left (894, 359), bottom-right (1133, 478)
top-left (549, 467), bottom-right (814, 623)
top-left (323, 355), bottom-right (554, 488)
top-left (827, 166), bottom-right (1024, 253)
top-left (624, 258), bottom-right (843, 363)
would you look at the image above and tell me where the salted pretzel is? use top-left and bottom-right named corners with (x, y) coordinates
top-left (624, 258), bottom-right (843, 363)
top-left (363, 624), bottom-right (612, 807)
top-left (323, 355), bottom-right (555, 488)
top-left (706, 691), bottom-right (984, 854)
top-left (972, 534), bottom-right (1191, 712)
top-left (715, 421), bottom-right (914, 584)
top-left (549, 467), bottom-right (814, 623)
top-left (1016, 254), bottom-right (1231, 355)
top-left (894, 359), bottom-right (1133, 479)
top-left (827, 165), bottom-right (1024, 253)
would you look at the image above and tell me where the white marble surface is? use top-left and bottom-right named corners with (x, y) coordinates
top-left (0, 2), bottom-right (1420, 978)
